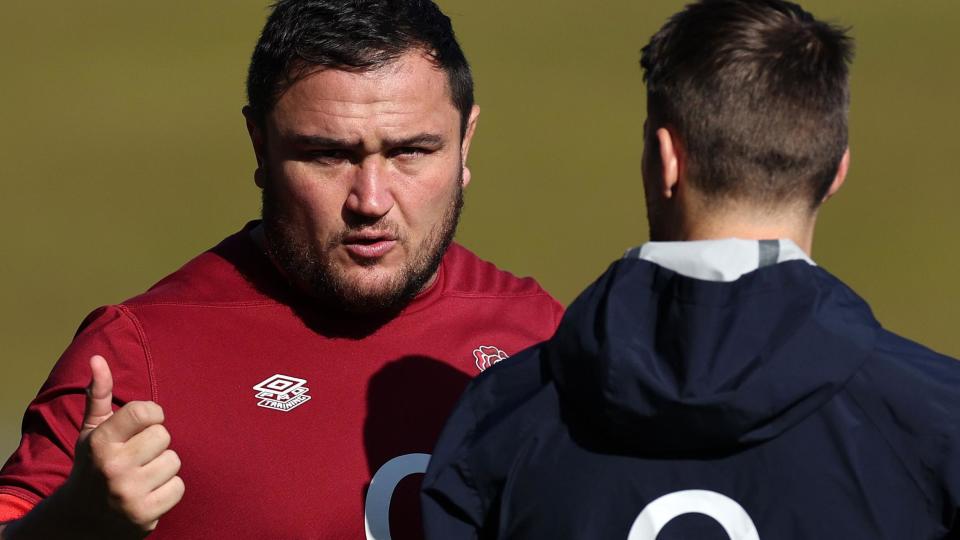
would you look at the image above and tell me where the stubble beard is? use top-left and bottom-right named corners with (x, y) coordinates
top-left (261, 173), bottom-right (463, 315)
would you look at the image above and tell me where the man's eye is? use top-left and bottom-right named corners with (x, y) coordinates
top-left (309, 150), bottom-right (351, 163)
top-left (390, 147), bottom-right (426, 159)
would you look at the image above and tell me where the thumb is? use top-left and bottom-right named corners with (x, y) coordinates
top-left (80, 355), bottom-right (114, 440)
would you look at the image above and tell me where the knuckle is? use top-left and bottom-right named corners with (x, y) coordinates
top-left (124, 500), bottom-right (150, 524)
top-left (150, 402), bottom-right (165, 422)
top-left (141, 477), bottom-right (185, 519)
top-left (87, 430), bottom-right (109, 454)
top-left (107, 474), bottom-right (135, 498)
top-left (86, 442), bottom-right (105, 465)
top-left (171, 475), bottom-right (186, 500)
top-left (145, 424), bottom-right (172, 448)
top-left (129, 401), bottom-right (164, 425)
top-left (158, 425), bottom-right (172, 446)
top-left (100, 457), bottom-right (126, 479)
top-left (123, 402), bottom-right (145, 425)
top-left (165, 449), bottom-right (182, 471)
top-left (125, 401), bottom-right (154, 425)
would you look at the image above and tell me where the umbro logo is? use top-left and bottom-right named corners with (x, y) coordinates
top-left (253, 374), bottom-right (311, 412)
top-left (473, 345), bottom-right (509, 372)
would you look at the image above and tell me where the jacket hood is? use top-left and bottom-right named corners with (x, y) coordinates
top-left (546, 245), bottom-right (879, 453)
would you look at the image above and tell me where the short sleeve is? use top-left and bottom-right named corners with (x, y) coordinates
top-left (0, 305), bottom-right (153, 504)
top-left (0, 493), bottom-right (33, 523)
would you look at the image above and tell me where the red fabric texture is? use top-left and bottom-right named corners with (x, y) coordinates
top-left (0, 493), bottom-right (34, 523)
top-left (0, 223), bottom-right (563, 538)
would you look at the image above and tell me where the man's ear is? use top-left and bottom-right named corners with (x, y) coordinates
top-left (242, 105), bottom-right (267, 189)
top-left (656, 127), bottom-right (682, 199)
top-left (823, 148), bottom-right (850, 202)
top-left (459, 104), bottom-right (480, 189)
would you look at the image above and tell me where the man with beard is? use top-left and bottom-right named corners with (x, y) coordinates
top-left (0, 1), bottom-right (562, 538)
top-left (422, 0), bottom-right (960, 538)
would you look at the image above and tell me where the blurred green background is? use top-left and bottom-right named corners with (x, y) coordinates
top-left (1, 1), bottom-right (958, 460)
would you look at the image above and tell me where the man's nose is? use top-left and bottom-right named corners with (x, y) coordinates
top-left (345, 158), bottom-right (394, 218)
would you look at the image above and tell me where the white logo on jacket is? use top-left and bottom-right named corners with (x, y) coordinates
top-left (252, 374), bottom-right (311, 412)
top-left (628, 490), bottom-right (760, 540)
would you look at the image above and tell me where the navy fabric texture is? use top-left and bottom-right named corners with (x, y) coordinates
top-left (421, 258), bottom-right (960, 539)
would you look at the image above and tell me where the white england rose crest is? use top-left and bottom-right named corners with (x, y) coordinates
top-left (473, 345), bottom-right (510, 372)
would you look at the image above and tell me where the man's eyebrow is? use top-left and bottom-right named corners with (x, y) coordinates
top-left (288, 134), bottom-right (361, 148)
top-left (286, 133), bottom-right (446, 150)
top-left (384, 133), bottom-right (445, 148)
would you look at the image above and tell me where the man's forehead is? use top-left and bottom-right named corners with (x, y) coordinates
top-left (275, 50), bottom-right (456, 116)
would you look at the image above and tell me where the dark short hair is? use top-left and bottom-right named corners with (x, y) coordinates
top-left (641, 0), bottom-right (854, 208)
top-left (247, 0), bottom-right (474, 137)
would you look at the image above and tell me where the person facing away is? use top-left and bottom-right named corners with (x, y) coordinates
top-left (0, 0), bottom-right (564, 538)
top-left (421, 0), bottom-right (960, 538)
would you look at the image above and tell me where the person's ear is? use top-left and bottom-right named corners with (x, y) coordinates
top-left (242, 106), bottom-right (267, 189)
top-left (656, 127), bottom-right (682, 199)
top-left (823, 148), bottom-right (850, 202)
top-left (459, 105), bottom-right (480, 188)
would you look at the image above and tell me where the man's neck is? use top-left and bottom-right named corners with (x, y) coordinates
top-left (680, 220), bottom-right (815, 255)
top-left (660, 197), bottom-right (819, 256)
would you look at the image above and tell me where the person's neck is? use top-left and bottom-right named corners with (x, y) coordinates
top-left (657, 200), bottom-right (818, 256)
top-left (682, 221), bottom-right (814, 255)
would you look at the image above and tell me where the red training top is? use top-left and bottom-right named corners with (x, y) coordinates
top-left (0, 223), bottom-right (563, 538)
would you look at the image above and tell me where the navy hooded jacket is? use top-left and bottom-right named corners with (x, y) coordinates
top-left (421, 240), bottom-right (960, 539)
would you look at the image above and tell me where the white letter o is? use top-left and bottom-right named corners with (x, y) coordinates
top-left (627, 489), bottom-right (760, 540)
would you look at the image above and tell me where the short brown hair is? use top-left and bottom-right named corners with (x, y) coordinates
top-left (641, 0), bottom-right (854, 208)
top-left (247, 0), bottom-right (474, 138)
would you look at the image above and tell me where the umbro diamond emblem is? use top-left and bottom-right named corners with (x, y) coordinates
top-left (253, 374), bottom-right (312, 412)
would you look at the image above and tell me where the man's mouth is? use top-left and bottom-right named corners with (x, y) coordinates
top-left (342, 231), bottom-right (398, 260)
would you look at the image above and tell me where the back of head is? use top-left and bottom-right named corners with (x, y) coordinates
top-left (246, 0), bottom-right (474, 136)
top-left (641, 0), bottom-right (854, 210)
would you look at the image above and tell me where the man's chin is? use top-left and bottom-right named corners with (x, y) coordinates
top-left (331, 285), bottom-right (409, 315)
top-left (325, 268), bottom-right (415, 314)
top-left (335, 264), bottom-right (403, 290)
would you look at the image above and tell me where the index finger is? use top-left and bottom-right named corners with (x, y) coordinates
top-left (96, 401), bottom-right (165, 444)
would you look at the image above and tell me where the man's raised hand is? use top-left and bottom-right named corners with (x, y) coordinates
top-left (65, 355), bottom-right (185, 536)
top-left (1, 356), bottom-right (185, 539)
